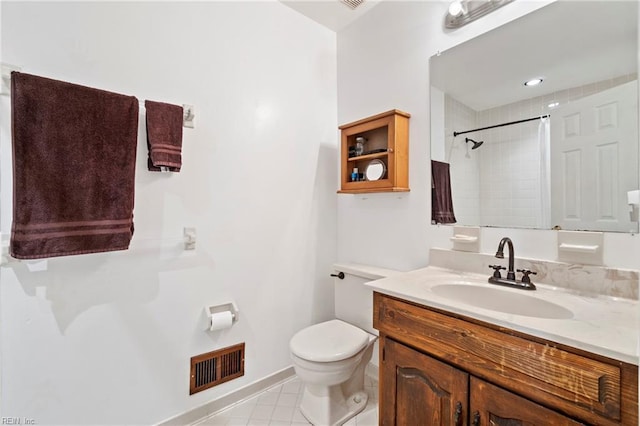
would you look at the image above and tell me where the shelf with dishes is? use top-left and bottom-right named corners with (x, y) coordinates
top-left (338, 109), bottom-right (410, 194)
top-left (347, 149), bottom-right (390, 162)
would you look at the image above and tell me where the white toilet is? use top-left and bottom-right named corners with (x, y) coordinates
top-left (289, 264), bottom-right (397, 426)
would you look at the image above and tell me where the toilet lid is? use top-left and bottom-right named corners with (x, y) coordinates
top-left (290, 319), bottom-right (370, 362)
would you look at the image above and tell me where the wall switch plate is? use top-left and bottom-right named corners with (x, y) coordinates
top-left (184, 227), bottom-right (196, 250)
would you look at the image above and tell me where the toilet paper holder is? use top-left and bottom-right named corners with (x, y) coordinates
top-left (204, 302), bottom-right (239, 330)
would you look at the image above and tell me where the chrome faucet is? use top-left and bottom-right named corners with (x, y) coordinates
top-left (488, 237), bottom-right (536, 290)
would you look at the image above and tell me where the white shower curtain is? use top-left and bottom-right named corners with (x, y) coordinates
top-left (538, 117), bottom-right (551, 228)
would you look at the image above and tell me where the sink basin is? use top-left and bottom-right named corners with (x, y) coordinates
top-left (431, 284), bottom-right (573, 319)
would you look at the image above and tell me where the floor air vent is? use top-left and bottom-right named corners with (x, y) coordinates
top-left (190, 343), bottom-right (245, 395)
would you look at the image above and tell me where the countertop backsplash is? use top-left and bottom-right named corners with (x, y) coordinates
top-left (430, 248), bottom-right (639, 301)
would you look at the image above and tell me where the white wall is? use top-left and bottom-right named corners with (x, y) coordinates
top-left (336, 0), bottom-right (640, 271)
top-left (0, 2), bottom-right (337, 424)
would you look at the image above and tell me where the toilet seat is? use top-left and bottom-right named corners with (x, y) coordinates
top-left (290, 319), bottom-right (369, 362)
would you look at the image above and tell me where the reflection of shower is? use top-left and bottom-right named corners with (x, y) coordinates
top-left (465, 137), bottom-right (484, 150)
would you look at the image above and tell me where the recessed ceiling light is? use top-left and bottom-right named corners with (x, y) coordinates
top-left (524, 78), bottom-right (543, 87)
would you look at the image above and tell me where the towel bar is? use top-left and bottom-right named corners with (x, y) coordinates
top-left (0, 63), bottom-right (22, 96)
top-left (141, 100), bottom-right (195, 128)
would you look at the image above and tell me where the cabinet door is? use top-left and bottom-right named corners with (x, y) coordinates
top-left (381, 338), bottom-right (468, 426)
top-left (470, 377), bottom-right (584, 425)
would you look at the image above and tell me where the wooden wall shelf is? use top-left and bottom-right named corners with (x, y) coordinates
top-left (338, 109), bottom-right (410, 194)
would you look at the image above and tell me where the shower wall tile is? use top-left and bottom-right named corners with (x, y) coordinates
top-left (445, 96), bottom-right (481, 225)
top-left (475, 115), bottom-right (539, 229)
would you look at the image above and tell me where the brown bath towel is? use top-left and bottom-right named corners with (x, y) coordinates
top-left (431, 160), bottom-right (457, 224)
top-left (145, 100), bottom-right (183, 172)
top-left (10, 72), bottom-right (139, 259)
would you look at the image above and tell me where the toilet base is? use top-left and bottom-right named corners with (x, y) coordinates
top-left (290, 323), bottom-right (376, 426)
top-left (299, 387), bottom-right (369, 426)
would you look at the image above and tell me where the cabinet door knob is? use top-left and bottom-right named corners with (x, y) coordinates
top-left (453, 401), bottom-right (463, 426)
top-left (472, 411), bottom-right (481, 426)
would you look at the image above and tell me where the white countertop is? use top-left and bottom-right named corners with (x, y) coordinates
top-left (366, 266), bottom-right (639, 365)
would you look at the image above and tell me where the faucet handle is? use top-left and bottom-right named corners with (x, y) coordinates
top-left (517, 269), bottom-right (537, 283)
top-left (489, 264), bottom-right (506, 278)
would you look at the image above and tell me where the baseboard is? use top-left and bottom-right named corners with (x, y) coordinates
top-left (365, 361), bottom-right (379, 382)
top-left (156, 366), bottom-right (296, 426)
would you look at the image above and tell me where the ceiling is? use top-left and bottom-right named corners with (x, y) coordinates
top-left (281, 0), bottom-right (381, 32)
top-left (282, 1), bottom-right (637, 110)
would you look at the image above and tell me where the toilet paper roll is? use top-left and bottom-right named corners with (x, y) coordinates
top-left (209, 311), bottom-right (233, 331)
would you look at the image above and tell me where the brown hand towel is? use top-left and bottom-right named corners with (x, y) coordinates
top-left (10, 72), bottom-right (139, 259)
top-left (431, 160), bottom-right (457, 224)
top-left (145, 100), bottom-right (183, 172)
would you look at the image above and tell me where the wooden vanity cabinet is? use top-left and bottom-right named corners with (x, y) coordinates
top-left (383, 337), bottom-right (582, 425)
top-left (374, 292), bottom-right (638, 425)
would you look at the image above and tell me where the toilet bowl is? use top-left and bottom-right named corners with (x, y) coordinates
top-left (290, 319), bottom-right (376, 426)
top-left (289, 263), bottom-right (399, 426)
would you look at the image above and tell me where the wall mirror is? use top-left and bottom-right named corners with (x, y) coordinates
top-left (430, 0), bottom-right (639, 233)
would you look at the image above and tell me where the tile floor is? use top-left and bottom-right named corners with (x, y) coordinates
top-left (193, 375), bottom-right (378, 426)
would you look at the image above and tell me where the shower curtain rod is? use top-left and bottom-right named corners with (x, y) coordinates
top-left (453, 114), bottom-right (550, 137)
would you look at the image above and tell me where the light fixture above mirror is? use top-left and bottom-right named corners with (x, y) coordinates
top-left (445, 0), bottom-right (514, 29)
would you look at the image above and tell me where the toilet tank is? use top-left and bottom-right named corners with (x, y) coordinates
top-left (333, 263), bottom-right (400, 336)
